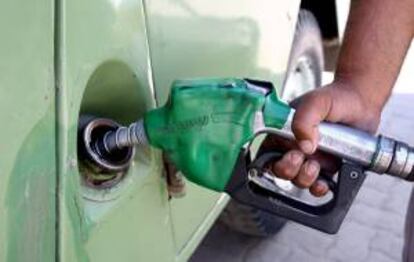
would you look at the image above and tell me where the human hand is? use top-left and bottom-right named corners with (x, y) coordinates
top-left (263, 80), bottom-right (382, 197)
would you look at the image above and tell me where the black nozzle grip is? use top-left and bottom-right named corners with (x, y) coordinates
top-left (225, 150), bottom-right (366, 234)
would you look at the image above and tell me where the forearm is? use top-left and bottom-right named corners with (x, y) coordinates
top-left (275, 0), bottom-right (414, 194)
top-left (335, 0), bottom-right (414, 111)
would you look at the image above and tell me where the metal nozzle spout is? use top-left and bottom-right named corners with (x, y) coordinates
top-left (100, 119), bottom-right (148, 154)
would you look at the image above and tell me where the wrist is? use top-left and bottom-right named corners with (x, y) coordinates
top-left (334, 75), bottom-right (384, 112)
top-left (334, 71), bottom-right (390, 115)
top-left (326, 79), bottom-right (382, 133)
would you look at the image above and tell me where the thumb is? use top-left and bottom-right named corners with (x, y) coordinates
top-left (290, 88), bottom-right (334, 154)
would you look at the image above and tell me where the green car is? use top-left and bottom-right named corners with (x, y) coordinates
top-left (0, 0), bottom-right (347, 261)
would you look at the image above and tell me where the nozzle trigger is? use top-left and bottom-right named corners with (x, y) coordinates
top-left (225, 150), bottom-right (366, 234)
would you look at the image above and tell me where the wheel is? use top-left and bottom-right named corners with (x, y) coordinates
top-left (282, 9), bottom-right (324, 101)
top-left (219, 10), bottom-right (324, 237)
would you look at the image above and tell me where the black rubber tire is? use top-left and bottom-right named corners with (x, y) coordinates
top-left (282, 9), bottom-right (324, 96)
top-left (218, 10), bottom-right (324, 237)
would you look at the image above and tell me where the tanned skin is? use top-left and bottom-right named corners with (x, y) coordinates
top-left (269, 0), bottom-right (414, 196)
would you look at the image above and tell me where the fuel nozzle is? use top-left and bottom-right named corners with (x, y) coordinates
top-left (268, 110), bottom-right (414, 182)
top-left (99, 119), bottom-right (149, 154)
top-left (74, 78), bottom-right (414, 235)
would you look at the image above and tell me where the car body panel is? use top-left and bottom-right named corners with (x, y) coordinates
top-left (56, 0), bottom-right (175, 261)
top-left (0, 0), bottom-right (56, 261)
top-left (144, 0), bottom-right (300, 253)
top-left (0, 0), bottom-right (304, 261)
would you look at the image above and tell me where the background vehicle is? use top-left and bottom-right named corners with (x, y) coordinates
top-left (0, 0), bottom-right (348, 261)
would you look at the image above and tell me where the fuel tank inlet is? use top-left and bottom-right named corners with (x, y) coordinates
top-left (78, 116), bottom-right (135, 187)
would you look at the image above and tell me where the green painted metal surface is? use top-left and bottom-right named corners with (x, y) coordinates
top-left (145, 78), bottom-right (291, 192)
top-left (144, 0), bottom-right (301, 255)
top-left (264, 92), bottom-right (292, 129)
top-left (56, 0), bottom-right (175, 261)
top-left (0, 0), bottom-right (56, 261)
top-left (0, 0), bottom-right (301, 261)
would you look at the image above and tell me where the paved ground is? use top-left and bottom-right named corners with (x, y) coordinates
top-left (191, 44), bottom-right (414, 262)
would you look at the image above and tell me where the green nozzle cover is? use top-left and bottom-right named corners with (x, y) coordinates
top-left (144, 78), bottom-right (290, 192)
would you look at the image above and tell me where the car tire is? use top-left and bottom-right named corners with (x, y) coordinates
top-left (218, 9), bottom-right (324, 237)
top-left (281, 9), bottom-right (324, 101)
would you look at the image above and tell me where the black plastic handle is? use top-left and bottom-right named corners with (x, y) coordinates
top-left (225, 150), bottom-right (366, 234)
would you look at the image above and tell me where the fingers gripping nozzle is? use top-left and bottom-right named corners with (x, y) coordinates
top-left (269, 111), bottom-right (414, 181)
